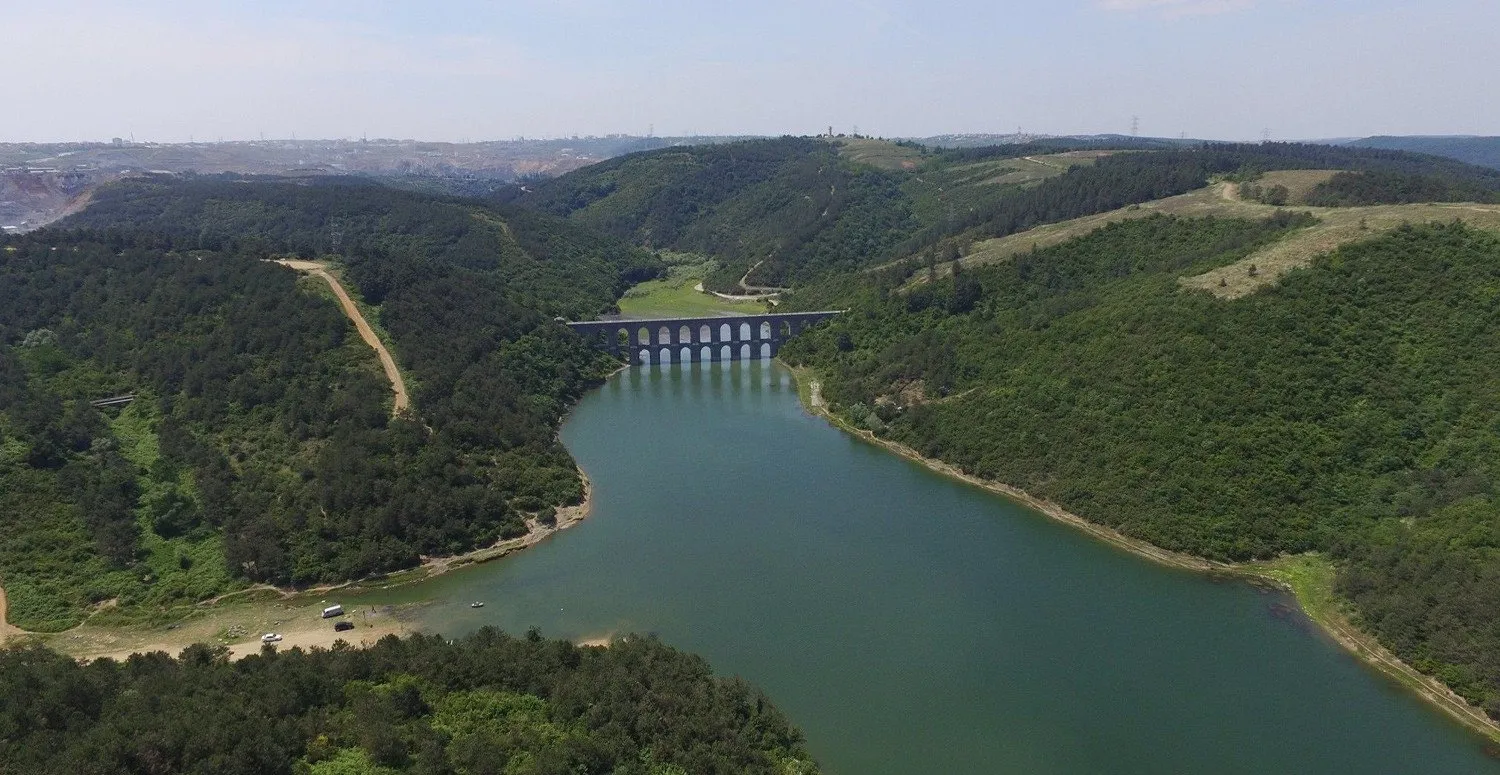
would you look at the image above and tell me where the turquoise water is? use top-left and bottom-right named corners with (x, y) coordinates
top-left (391, 362), bottom-right (1500, 774)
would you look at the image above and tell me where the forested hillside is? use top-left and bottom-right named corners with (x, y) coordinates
top-left (1303, 170), bottom-right (1500, 206)
top-left (0, 629), bottom-right (820, 775)
top-left (1348, 136), bottom-right (1500, 171)
top-left (511, 138), bottom-right (1500, 293)
top-left (0, 232), bottom-right (588, 631)
top-left (781, 217), bottom-right (1500, 718)
top-left (65, 175), bottom-right (661, 317)
top-left (500, 137), bottom-right (920, 292)
top-left (1, 179), bottom-right (660, 631)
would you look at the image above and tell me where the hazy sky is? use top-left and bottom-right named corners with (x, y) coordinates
top-left (6, 0), bottom-right (1497, 143)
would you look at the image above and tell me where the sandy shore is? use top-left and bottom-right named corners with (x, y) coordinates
top-left (789, 365), bottom-right (1500, 743)
top-left (49, 600), bottom-right (416, 663)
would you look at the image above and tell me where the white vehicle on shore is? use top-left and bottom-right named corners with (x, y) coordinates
top-left (260, 633), bottom-right (283, 644)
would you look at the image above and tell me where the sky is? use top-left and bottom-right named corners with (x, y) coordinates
top-left (4, 0), bottom-right (1497, 143)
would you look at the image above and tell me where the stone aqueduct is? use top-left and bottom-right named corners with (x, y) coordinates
top-left (566, 311), bottom-right (842, 365)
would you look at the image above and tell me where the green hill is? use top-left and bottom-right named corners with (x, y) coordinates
top-left (65, 175), bottom-right (661, 318)
top-left (1, 178), bottom-right (661, 630)
top-left (1347, 136), bottom-right (1500, 171)
top-left (511, 138), bottom-right (1500, 295)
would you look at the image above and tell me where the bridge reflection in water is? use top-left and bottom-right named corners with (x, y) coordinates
top-left (566, 311), bottom-right (841, 365)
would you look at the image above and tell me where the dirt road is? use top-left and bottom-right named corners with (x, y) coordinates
top-left (276, 260), bottom-right (410, 415)
top-left (0, 586), bottom-right (21, 645)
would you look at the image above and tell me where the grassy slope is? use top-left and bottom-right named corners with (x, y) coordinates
top-left (836, 138), bottom-right (925, 170)
top-left (912, 173), bottom-right (1500, 297)
top-left (617, 254), bottom-right (772, 318)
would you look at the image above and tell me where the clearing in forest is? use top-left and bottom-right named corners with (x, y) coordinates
top-left (920, 171), bottom-right (1500, 298)
top-left (617, 253), bottom-right (772, 318)
top-left (276, 260), bottom-right (411, 414)
top-left (836, 138), bottom-right (926, 170)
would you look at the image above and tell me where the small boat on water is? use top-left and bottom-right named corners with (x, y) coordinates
top-left (470, 601), bottom-right (485, 608)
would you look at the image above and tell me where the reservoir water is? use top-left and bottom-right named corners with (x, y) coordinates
top-left (394, 362), bottom-right (1500, 774)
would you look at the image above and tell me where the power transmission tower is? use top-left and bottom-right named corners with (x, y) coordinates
top-left (1131, 116), bottom-right (1139, 136)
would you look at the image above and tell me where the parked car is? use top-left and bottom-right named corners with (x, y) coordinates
top-left (260, 633), bottom-right (282, 643)
top-left (321, 604), bottom-right (344, 619)
top-left (333, 621), bottom-right (355, 632)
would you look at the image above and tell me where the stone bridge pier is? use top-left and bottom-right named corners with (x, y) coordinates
top-left (565, 311), bottom-right (841, 365)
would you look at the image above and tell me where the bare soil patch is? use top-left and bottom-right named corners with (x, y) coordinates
top-left (47, 596), bottom-right (416, 663)
top-left (0, 586), bottom-right (23, 645)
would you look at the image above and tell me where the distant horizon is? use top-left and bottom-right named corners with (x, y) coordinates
top-left (4, 131), bottom-right (1497, 148)
top-left (8, 1), bottom-right (1496, 144)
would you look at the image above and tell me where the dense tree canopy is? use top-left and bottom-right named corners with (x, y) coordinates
top-left (1304, 170), bottom-right (1500, 206)
top-left (4, 177), bottom-right (660, 630)
top-left (0, 630), bottom-right (820, 775)
top-left (0, 232), bottom-right (607, 630)
top-left (64, 175), bottom-right (662, 318)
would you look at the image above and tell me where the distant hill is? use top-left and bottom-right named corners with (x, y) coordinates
top-left (501, 136), bottom-right (1176, 292)
top-left (913, 133), bottom-right (1201, 149)
top-left (0, 136), bottom-right (766, 229)
top-left (510, 137), bottom-right (1500, 293)
top-left (1345, 136), bottom-right (1500, 170)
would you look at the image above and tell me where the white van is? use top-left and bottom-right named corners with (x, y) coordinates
top-left (321, 604), bottom-right (344, 619)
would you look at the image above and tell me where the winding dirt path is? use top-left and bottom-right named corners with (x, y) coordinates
top-left (0, 586), bottom-right (22, 645)
top-left (276, 260), bottom-right (410, 415)
top-left (737, 260), bottom-right (789, 294)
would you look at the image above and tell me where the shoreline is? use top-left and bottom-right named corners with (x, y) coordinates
top-left (786, 363), bottom-right (1500, 744)
top-left (16, 360), bottom-right (1500, 741)
top-left (6, 466), bottom-right (596, 661)
top-left (419, 469), bottom-right (594, 578)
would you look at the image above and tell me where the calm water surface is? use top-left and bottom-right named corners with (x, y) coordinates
top-left (383, 362), bottom-right (1500, 774)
